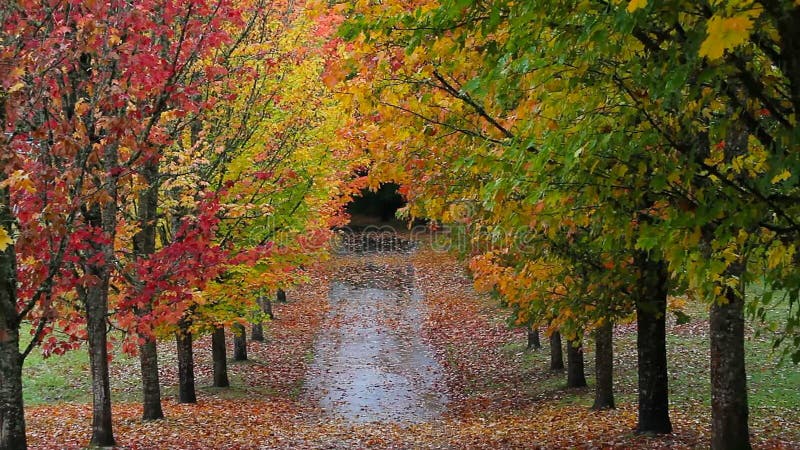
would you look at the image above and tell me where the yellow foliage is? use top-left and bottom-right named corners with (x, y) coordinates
top-left (766, 242), bottom-right (795, 270)
top-left (626, 1), bottom-right (647, 13)
top-left (667, 296), bottom-right (687, 312)
top-left (8, 82), bottom-right (25, 93)
top-left (771, 169), bottom-right (791, 184)
top-left (699, 9), bottom-right (760, 60)
top-left (0, 228), bottom-right (12, 251)
top-left (0, 170), bottom-right (36, 193)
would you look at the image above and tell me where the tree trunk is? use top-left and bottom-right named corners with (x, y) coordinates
top-left (176, 322), bottom-right (196, 403)
top-left (84, 280), bottom-right (115, 447)
top-left (0, 186), bottom-right (26, 450)
top-left (81, 132), bottom-right (121, 447)
top-left (211, 326), bottom-right (229, 388)
top-left (133, 158), bottom-right (164, 421)
top-left (276, 288), bottom-right (286, 303)
top-left (549, 331), bottom-right (564, 371)
top-left (566, 338), bottom-right (587, 388)
top-left (251, 322), bottom-right (264, 342)
top-left (0, 331), bottom-right (25, 450)
top-left (232, 323), bottom-right (247, 361)
top-left (526, 326), bottom-right (541, 350)
top-left (138, 338), bottom-right (164, 420)
top-left (251, 296), bottom-right (269, 342)
top-left (635, 252), bottom-right (672, 434)
top-left (264, 297), bottom-right (274, 321)
top-left (81, 194), bottom-right (116, 447)
top-left (592, 321), bottom-right (615, 410)
top-left (710, 263), bottom-right (751, 450)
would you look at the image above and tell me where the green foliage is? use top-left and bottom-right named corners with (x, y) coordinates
top-left (336, 0), bottom-right (800, 362)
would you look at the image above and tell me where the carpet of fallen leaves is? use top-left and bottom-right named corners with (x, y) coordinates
top-left (25, 244), bottom-right (800, 449)
top-left (410, 249), bottom-right (799, 449)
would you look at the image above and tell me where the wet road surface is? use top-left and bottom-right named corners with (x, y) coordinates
top-left (304, 256), bottom-right (448, 423)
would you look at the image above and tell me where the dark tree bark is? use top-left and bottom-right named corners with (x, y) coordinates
top-left (133, 158), bottom-right (164, 421)
top-left (251, 296), bottom-right (272, 341)
top-left (566, 338), bottom-right (587, 388)
top-left (232, 323), bottom-right (247, 361)
top-left (526, 326), bottom-right (541, 350)
top-left (264, 296), bottom-right (274, 320)
top-left (0, 184), bottom-right (26, 450)
top-left (0, 328), bottom-right (24, 450)
top-left (592, 321), bottom-right (615, 409)
top-left (211, 326), bottom-right (230, 388)
top-left (549, 331), bottom-right (564, 371)
top-left (82, 274), bottom-right (115, 447)
top-left (176, 321), bottom-right (196, 404)
top-left (710, 263), bottom-right (751, 450)
top-left (592, 321), bottom-right (615, 410)
top-left (708, 126), bottom-right (752, 449)
top-left (251, 321), bottom-right (264, 342)
top-left (138, 338), bottom-right (164, 420)
top-left (635, 252), bottom-right (672, 435)
top-left (276, 288), bottom-right (286, 303)
top-left (80, 138), bottom-right (119, 447)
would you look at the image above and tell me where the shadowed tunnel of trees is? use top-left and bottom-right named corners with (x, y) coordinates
top-left (346, 183), bottom-right (406, 226)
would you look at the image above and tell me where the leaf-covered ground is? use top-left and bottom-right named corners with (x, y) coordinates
top-left (24, 244), bottom-right (800, 448)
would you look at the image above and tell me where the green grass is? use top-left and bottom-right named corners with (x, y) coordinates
top-left (493, 297), bottom-right (799, 435)
top-left (20, 326), bottom-right (143, 405)
top-left (746, 334), bottom-right (800, 409)
top-left (22, 343), bottom-right (91, 405)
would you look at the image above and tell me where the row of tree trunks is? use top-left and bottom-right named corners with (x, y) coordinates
top-left (546, 322), bottom-right (615, 409)
top-left (542, 247), bottom-right (747, 443)
top-left (200, 291), bottom-right (286, 397)
top-left (544, 323), bottom-right (639, 417)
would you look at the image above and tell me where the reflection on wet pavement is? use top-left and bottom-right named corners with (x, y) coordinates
top-left (304, 259), bottom-right (448, 423)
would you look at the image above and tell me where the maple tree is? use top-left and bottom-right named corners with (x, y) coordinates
top-left (1, 0), bottom-right (354, 447)
top-left (1, 2), bottom-right (121, 446)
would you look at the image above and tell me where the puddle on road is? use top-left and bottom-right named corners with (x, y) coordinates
top-left (304, 259), bottom-right (448, 423)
